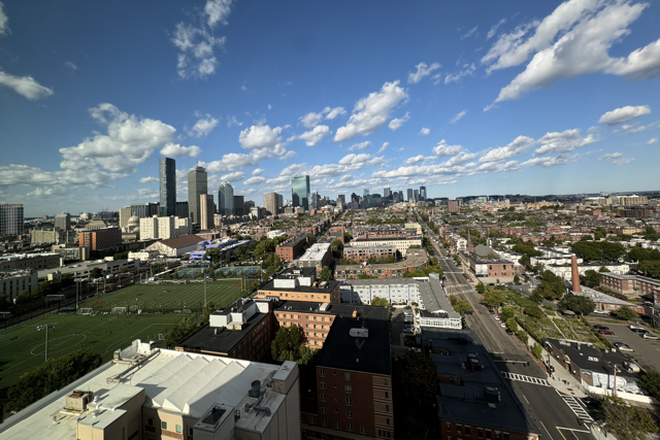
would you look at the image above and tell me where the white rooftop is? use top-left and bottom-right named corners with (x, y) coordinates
top-left (298, 242), bottom-right (331, 262)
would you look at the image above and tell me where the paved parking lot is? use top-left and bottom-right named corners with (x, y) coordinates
top-left (593, 321), bottom-right (660, 371)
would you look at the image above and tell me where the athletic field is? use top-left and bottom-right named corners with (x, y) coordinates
top-left (80, 280), bottom-right (247, 313)
top-left (0, 313), bottom-right (189, 395)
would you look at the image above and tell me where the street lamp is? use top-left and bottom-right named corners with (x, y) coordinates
top-left (203, 266), bottom-right (207, 307)
top-left (74, 278), bottom-right (84, 311)
top-left (37, 323), bottom-right (57, 361)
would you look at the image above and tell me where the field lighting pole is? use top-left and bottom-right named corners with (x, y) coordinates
top-left (74, 278), bottom-right (83, 311)
top-left (37, 323), bottom-right (57, 362)
top-left (203, 267), bottom-right (207, 307)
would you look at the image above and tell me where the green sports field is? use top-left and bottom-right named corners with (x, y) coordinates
top-left (0, 313), bottom-right (189, 395)
top-left (80, 280), bottom-right (247, 313)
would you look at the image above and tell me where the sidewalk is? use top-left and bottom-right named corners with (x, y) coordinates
top-left (545, 350), bottom-right (589, 398)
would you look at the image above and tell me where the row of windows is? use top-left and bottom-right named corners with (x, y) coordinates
top-left (319, 382), bottom-right (352, 393)
top-left (277, 314), bottom-right (333, 322)
top-left (446, 422), bottom-right (511, 440)
top-left (319, 370), bottom-right (351, 380)
top-left (308, 417), bottom-right (368, 434)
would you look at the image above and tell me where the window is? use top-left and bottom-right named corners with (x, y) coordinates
top-left (385, 404), bottom-right (390, 412)
top-left (345, 372), bottom-right (351, 381)
top-left (347, 423), bottom-right (354, 432)
top-left (486, 430), bottom-right (492, 439)
top-left (161, 421), bottom-right (167, 430)
top-left (384, 378), bottom-right (388, 386)
top-left (320, 382), bottom-right (326, 389)
top-left (385, 391), bottom-right (389, 398)
top-left (346, 398), bottom-right (353, 406)
top-left (334, 421), bottom-right (341, 429)
top-left (495, 431), bottom-right (501, 440)
top-left (147, 418), bottom-right (153, 426)
top-left (386, 418), bottom-right (390, 425)
top-left (176, 425), bottom-right (182, 434)
top-left (320, 394), bottom-right (327, 402)
top-left (322, 419), bottom-right (328, 427)
top-left (478, 428), bottom-right (484, 438)
top-left (345, 385), bottom-right (352, 393)
top-left (360, 426), bottom-right (368, 434)
top-left (503, 433), bottom-right (510, 440)
top-left (457, 424), bottom-right (462, 435)
top-left (465, 426), bottom-right (471, 436)
top-left (320, 369), bottom-right (325, 377)
top-left (189, 427), bottom-right (194, 436)
top-left (347, 411), bottom-right (353, 419)
top-left (309, 416), bottom-right (315, 425)
top-left (321, 407), bottom-right (327, 414)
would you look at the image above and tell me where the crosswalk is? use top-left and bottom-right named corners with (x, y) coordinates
top-left (501, 372), bottom-right (551, 387)
top-left (561, 395), bottom-right (594, 422)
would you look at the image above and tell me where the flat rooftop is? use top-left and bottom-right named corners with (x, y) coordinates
top-left (176, 312), bottom-right (269, 355)
top-left (336, 250), bottom-right (428, 271)
top-left (259, 279), bottom-right (340, 294)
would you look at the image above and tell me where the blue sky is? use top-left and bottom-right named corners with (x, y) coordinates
top-left (1, 0), bottom-right (659, 217)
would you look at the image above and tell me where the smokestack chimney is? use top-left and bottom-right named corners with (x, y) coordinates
top-left (571, 256), bottom-right (581, 293)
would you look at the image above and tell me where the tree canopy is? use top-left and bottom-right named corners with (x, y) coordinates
top-left (557, 294), bottom-right (595, 315)
top-left (599, 396), bottom-right (658, 440)
top-left (534, 270), bottom-right (566, 300)
top-left (449, 296), bottom-right (473, 315)
top-left (615, 306), bottom-right (638, 321)
top-left (580, 269), bottom-right (602, 288)
top-left (639, 371), bottom-right (660, 400)
top-left (638, 260), bottom-right (660, 280)
top-left (271, 325), bottom-right (317, 365)
top-left (320, 266), bottom-right (333, 281)
top-left (570, 241), bottom-right (626, 262)
top-left (481, 289), bottom-right (506, 308)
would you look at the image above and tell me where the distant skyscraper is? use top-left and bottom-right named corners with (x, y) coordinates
top-left (187, 165), bottom-right (207, 225)
top-left (130, 203), bottom-right (160, 218)
top-left (0, 204), bottom-right (24, 236)
top-left (419, 186), bottom-right (427, 201)
top-left (413, 189), bottom-right (419, 201)
top-left (337, 194), bottom-right (346, 206)
top-left (263, 192), bottom-right (283, 216)
top-left (159, 157), bottom-right (176, 216)
top-left (291, 175), bottom-right (310, 210)
top-left (200, 194), bottom-right (216, 231)
top-left (54, 212), bottom-right (71, 230)
top-left (175, 201), bottom-right (189, 219)
top-left (310, 191), bottom-right (320, 210)
top-left (233, 195), bottom-right (245, 216)
top-left (407, 188), bottom-right (413, 202)
top-left (383, 187), bottom-right (391, 198)
top-left (218, 181), bottom-right (234, 216)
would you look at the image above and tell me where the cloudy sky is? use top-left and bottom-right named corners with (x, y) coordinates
top-left (1, 0), bottom-right (660, 216)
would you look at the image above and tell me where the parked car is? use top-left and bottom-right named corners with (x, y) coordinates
top-left (623, 361), bottom-right (641, 373)
top-left (599, 330), bottom-right (615, 335)
top-left (593, 325), bottom-right (610, 331)
top-left (642, 333), bottom-right (659, 340)
top-left (631, 328), bottom-right (648, 334)
top-left (614, 342), bottom-right (633, 352)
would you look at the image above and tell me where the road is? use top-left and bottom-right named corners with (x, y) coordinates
top-left (420, 220), bottom-right (596, 439)
top-left (594, 321), bottom-right (660, 372)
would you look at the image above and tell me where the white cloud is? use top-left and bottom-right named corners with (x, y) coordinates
top-left (445, 63), bottom-right (476, 84)
top-left (599, 152), bottom-right (623, 160)
top-left (339, 153), bottom-right (370, 165)
top-left (388, 112), bottom-right (410, 131)
top-left (226, 115), bottom-right (242, 127)
top-left (485, 0), bottom-right (656, 103)
top-left (160, 143), bottom-right (202, 158)
top-left (404, 155), bottom-right (426, 165)
top-left (449, 110), bottom-right (468, 124)
top-left (408, 62), bottom-right (441, 84)
top-left (300, 106), bottom-right (346, 129)
top-left (483, 104), bottom-right (495, 112)
top-left (26, 185), bottom-right (68, 198)
top-left (433, 140), bottom-right (465, 158)
top-left (613, 157), bottom-right (634, 166)
top-left (649, 137), bottom-right (658, 145)
top-left (534, 129), bottom-right (596, 156)
top-left (598, 105), bottom-right (651, 126)
top-left (244, 176), bottom-right (266, 185)
top-left (487, 18), bottom-right (506, 40)
top-left (479, 136), bottom-right (535, 162)
top-left (334, 81), bottom-right (408, 142)
top-left (460, 25), bottom-right (478, 40)
top-left (189, 114), bottom-right (219, 137)
top-left (419, 127), bottom-right (430, 136)
top-left (296, 125), bottom-right (331, 146)
top-left (0, 2), bottom-right (8, 36)
top-left (521, 154), bottom-right (571, 168)
top-left (140, 176), bottom-right (159, 183)
top-left (378, 142), bottom-right (389, 153)
top-left (0, 71), bottom-right (53, 100)
top-left (325, 106), bottom-right (346, 120)
top-left (238, 124), bottom-right (283, 149)
top-left (205, 0), bottom-right (234, 27)
top-left (252, 168), bottom-right (264, 176)
top-left (348, 141), bottom-right (371, 152)
top-left (220, 171), bottom-right (245, 181)
top-left (64, 61), bottom-right (77, 71)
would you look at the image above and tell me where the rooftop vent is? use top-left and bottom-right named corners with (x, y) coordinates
top-left (349, 328), bottom-right (369, 338)
top-left (64, 390), bottom-right (94, 412)
top-left (249, 380), bottom-right (262, 398)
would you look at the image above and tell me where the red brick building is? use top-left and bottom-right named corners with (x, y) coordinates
top-left (275, 234), bottom-right (307, 261)
top-left (78, 227), bottom-right (122, 251)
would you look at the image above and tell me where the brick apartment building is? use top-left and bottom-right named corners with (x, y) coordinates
top-left (336, 249), bottom-right (429, 280)
top-left (78, 227), bottom-right (122, 252)
top-left (275, 234), bottom-right (307, 261)
top-left (600, 272), bottom-right (660, 301)
top-left (301, 305), bottom-right (394, 440)
top-left (343, 244), bottom-right (397, 262)
top-left (255, 267), bottom-right (341, 303)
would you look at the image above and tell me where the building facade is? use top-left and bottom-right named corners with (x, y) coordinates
top-left (263, 192), bottom-right (283, 216)
top-left (159, 157), bottom-right (176, 217)
top-left (275, 235), bottom-right (308, 261)
top-left (0, 204), bottom-right (24, 236)
top-left (218, 180), bottom-right (234, 216)
top-left (233, 195), bottom-right (245, 216)
top-left (200, 194), bottom-right (216, 231)
top-left (187, 165), bottom-right (208, 225)
top-left (0, 269), bottom-right (38, 301)
top-left (54, 213), bottom-right (71, 230)
top-left (78, 227), bottom-right (122, 252)
top-left (292, 175), bottom-right (310, 210)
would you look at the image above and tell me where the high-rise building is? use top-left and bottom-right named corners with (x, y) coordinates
top-left (406, 188), bottom-right (413, 202)
top-left (413, 189), bottom-right (419, 201)
top-left (419, 186), bottom-right (427, 201)
top-left (233, 195), bottom-right (245, 216)
top-left (130, 203), bottom-right (159, 218)
top-left (0, 204), bottom-right (24, 236)
top-left (337, 194), bottom-right (346, 206)
top-left (263, 192), bottom-right (283, 216)
top-left (291, 175), bottom-right (310, 210)
top-left (200, 194), bottom-right (216, 231)
top-left (383, 187), bottom-right (391, 198)
top-left (119, 207), bottom-right (131, 230)
top-left (448, 199), bottom-right (460, 212)
top-left (54, 212), bottom-right (71, 230)
top-left (159, 157), bottom-right (176, 217)
top-left (218, 180), bottom-right (234, 216)
top-left (187, 165), bottom-right (207, 225)
top-left (175, 201), bottom-right (189, 219)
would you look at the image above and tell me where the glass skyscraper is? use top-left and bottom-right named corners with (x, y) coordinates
top-left (291, 175), bottom-right (310, 210)
top-left (159, 157), bottom-right (176, 217)
top-left (218, 180), bottom-right (234, 216)
top-left (188, 165), bottom-right (208, 225)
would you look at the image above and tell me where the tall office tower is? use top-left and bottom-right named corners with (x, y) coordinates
top-left (187, 165), bottom-right (207, 225)
top-left (407, 188), bottom-right (413, 202)
top-left (159, 157), bottom-right (176, 217)
top-left (263, 192), bottom-right (283, 216)
top-left (350, 193), bottom-right (359, 204)
top-left (413, 189), bottom-right (419, 201)
top-left (218, 180), bottom-right (234, 216)
top-left (54, 212), bottom-right (71, 230)
top-left (175, 201), bottom-right (189, 219)
top-left (291, 175), bottom-right (310, 210)
top-left (363, 189), bottom-right (370, 198)
top-left (233, 195), bottom-right (245, 216)
top-left (119, 207), bottom-right (131, 229)
top-left (383, 187), bottom-right (391, 198)
top-left (337, 194), bottom-right (346, 206)
top-left (419, 186), bottom-right (427, 201)
top-left (200, 194), bottom-right (216, 231)
top-left (130, 203), bottom-right (160, 218)
top-left (0, 204), bottom-right (24, 236)
top-left (310, 191), bottom-right (320, 210)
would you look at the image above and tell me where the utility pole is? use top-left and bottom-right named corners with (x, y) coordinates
top-left (37, 323), bottom-right (57, 362)
top-left (203, 266), bottom-right (207, 307)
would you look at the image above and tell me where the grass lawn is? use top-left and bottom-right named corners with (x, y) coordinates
top-left (0, 313), bottom-right (189, 396)
top-left (80, 280), bottom-right (245, 313)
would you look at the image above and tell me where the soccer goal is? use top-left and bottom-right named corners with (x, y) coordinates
top-left (111, 307), bottom-right (127, 315)
top-left (78, 308), bottom-right (94, 315)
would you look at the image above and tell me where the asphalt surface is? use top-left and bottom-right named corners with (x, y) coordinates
top-left (421, 223), bottom-right (597, 439)
top-left (590, 320), bottom-right (660, 372)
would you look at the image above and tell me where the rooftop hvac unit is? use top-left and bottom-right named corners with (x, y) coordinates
top-left (349, 328), bottom-right (369, 338)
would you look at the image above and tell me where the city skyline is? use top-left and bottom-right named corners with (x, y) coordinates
top-left (2, 0), bottom-right (660, 216)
